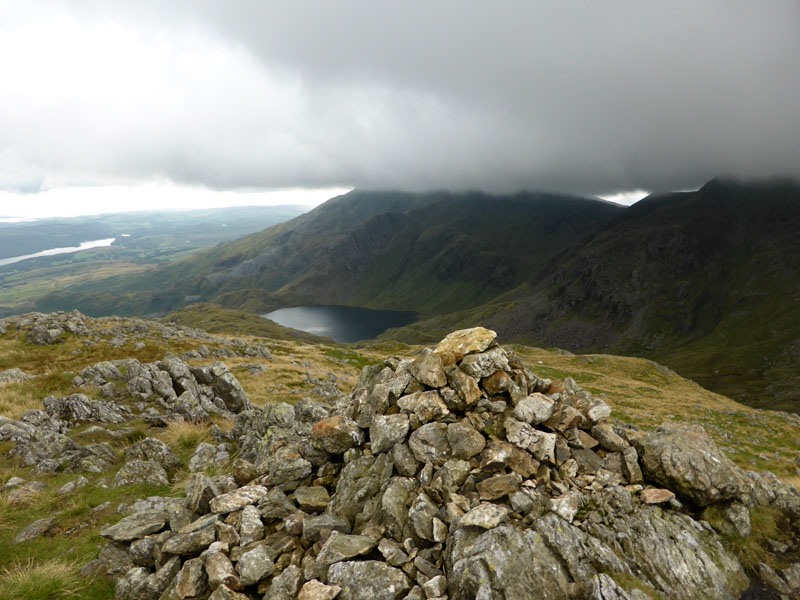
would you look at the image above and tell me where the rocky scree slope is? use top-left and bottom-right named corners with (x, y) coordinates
top-left (76, 328), bottom-right (800, 600)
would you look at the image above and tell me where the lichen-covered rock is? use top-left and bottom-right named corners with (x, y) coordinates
top-left (369, 413), bottom-right (410, 454)
top-left (327, 561), bottom-right (411, 600)
top-left (209, 485), bottom-right (268, 513)
top-left (97, 328), bottom-right (776, 600)
top-left (124, 438), bottom-right (182, 471)
top-left (635, 423), bottom-right (746, 506)
top-left (43, 393), bottom-right (131, 424)
top-left (313, 531), bottom-right (378, 579)
top-left (447, 525), bottom-right (570, 600)
top-left (408, 422), bottom-right (451, 465)
top-left (408, 348), bottom-right (447, 388)
top-left (264, 565), bottom-right (303, 600)
top-left (189, 442), bottom-right (231, 472)
top-left (113, 460), bottom-right (170, 488)
top-left (434, 327), bottom-right (497, 365)
top-left (100, 511), bottom-right (167, 542)
top-left (13, 516), bottom-right (56, 544)
top-left (313, 416), bottom-right (364, 454)
top-left (298, 580), bottom-right (342, 600)
top-left (236, 544), bottom-right (275, 586)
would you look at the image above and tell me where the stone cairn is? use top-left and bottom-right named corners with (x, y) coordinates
top-left (98, 328), bottom-right (800, 600)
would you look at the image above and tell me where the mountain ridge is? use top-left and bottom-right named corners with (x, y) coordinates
top-left (20, 178), bottom-right (800, 412)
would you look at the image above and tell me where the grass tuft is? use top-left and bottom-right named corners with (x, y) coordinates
top-left (0, 559), bottom-right (83, 600)
top-left (162, 420), bottom-right (211, 453)
top-left (720, 505), bottom-right (784, 573)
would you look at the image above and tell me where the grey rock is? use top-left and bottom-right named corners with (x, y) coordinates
top-left (100, 510), bottom-right (167, 542)
top-left (408, 423), bottom-right (451, 466)
top-left (204, 550), bottom-right (240, 591)
top-left (513, 393), bottom-right (554, 425)
top-left (313, 415), bottom-right (364, 454)
top-left (393, 443), bottom-right (420, 477)
top-left (162, 524), bottom-right (216, 555)
top-left (57, 475), bottom-right (89, 496)
top-left (299, 580), bottom-right (343, 600)
top-left (458, 503), bottom-right (509, 530)
top-left (189, 442), bottom-right (230, 472)
top-left (303, 513), bottom-right (352, 543)
top-left (591, 423), bottom-right (630, 453)
top-left (370, 413), bottom-right (410, 454)
top-left (459, 346), bottom-right (509, 379)
top-left (113, 460), bottom-right (170, 488)
top-left (124, 438), bottom-right (182, 471)
top-left (408, 349), bottom-right (447, 388)
top-left (238, 504), bottom-right (264, 546)
top-left (314, 531), bottom-right (378, 579)
top-left (207, 583), bottom-right (249, 600)
top-left (205, 362), bottom-right (253, 412)
top-left (13, 516), bottom-right (56, 544)
top-left (549, 490), bottom-right (583, 523)
top-left (397, 391), bottom-right (449, 424)
top-left (476, 473), bottom-right (519, 501)
top-left (258, 488), bottom-right (297, 520)
top-left (265, 455), bottom-right (313, 486)
top-left (186, 473), bottom-right (222, 514)
top-left (174, 557), bottom-right (208, 598)
top-left (447, 421), bottom-right (486, 460)
top-left (421, 575), bottom-right (447, 598)
top-left (621, 447), bottom-right (643, 484)
top-left (635, 423), bottom-right (746, 506)
top-left (504, 417), bottom-right (555, 462)
top-left (263, 564), bottom-right (303, 600)
top-left (444, 366), bottom-right (481, 409)
top-left (702, 501), bottom-right (752, 538)
top-left (433, 327), bottom-right (497, 365)
top-left (408, 492), bottom-right (439, 541)
top-left (295, 486), bottom-right (331, 510)
top-left (236, 544), bottom-right (275, 586)
top-left (43, 393), bottom-right (130, 424)
top-left (209, 485), bottom-right (268, 513)
top-left (328, 561), bottom-right (411, 600)
top-left (447, 525), bottom-right (569, 600)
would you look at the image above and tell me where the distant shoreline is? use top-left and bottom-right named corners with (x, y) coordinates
top-left (0, 238), bottom-right (116, 266)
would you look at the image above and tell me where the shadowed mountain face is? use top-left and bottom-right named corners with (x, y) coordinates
top-left (29, 179), bottom-right (800, 411)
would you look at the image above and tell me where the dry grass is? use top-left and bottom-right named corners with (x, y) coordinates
top-left (162, 420), bottom-right (211, 451)
top-left (0, 484), bottom-right (45, 508)
top-left (0, 559), bottom-right (83, 600)
top-left (0, 384), bottom-right (42, 419)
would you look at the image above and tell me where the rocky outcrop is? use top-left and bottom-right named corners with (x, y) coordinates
top-left (98, 328), bottom-right (800, 600)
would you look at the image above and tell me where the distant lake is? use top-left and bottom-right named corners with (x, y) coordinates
top-left (263, 305), bottom-right (416, 343)
top-left (0, 238), bottom-right (116, 267)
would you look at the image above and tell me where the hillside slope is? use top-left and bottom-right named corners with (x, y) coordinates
top-left (31, 190), bottom-right (622, 317)
top-left (0, 316), bottom-right (798, 599)
top-left (27, 178), bottom-right (800, 411)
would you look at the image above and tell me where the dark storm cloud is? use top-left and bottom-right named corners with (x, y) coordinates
top-left (3, 1), bottom-right (799, 196)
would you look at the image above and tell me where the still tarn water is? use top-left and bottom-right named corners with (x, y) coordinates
top-left (263, 305), bottom-right (416, 343)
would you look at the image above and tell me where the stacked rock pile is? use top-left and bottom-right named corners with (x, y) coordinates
top-left (99, 328), bottom-right (800, 600)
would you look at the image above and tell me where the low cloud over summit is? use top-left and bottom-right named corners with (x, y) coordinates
top-left (2, 1), bottom-right (799, 198)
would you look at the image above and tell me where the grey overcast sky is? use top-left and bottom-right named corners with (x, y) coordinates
top-left (1, 1), bottom-right (799, 216)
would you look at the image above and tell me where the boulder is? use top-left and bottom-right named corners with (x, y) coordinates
top-left (100, 511), bottom-right (167, 542)
top-left (313, 416), bottom-right (364, 454)
top-left (408, 348), bottom-right (447, 388)
top-left (370, 414), bottom-right (410, 454)
top-left (124, 438), bottom-right (182, 471)
top-left (327, 561), bottom-right (411, 600)
top-left (635, 423), bottom-right (746, 506)
top-left (113, 460), bottom-right (170, 488)
top-left (433, 327), bottom-right (497, 365)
